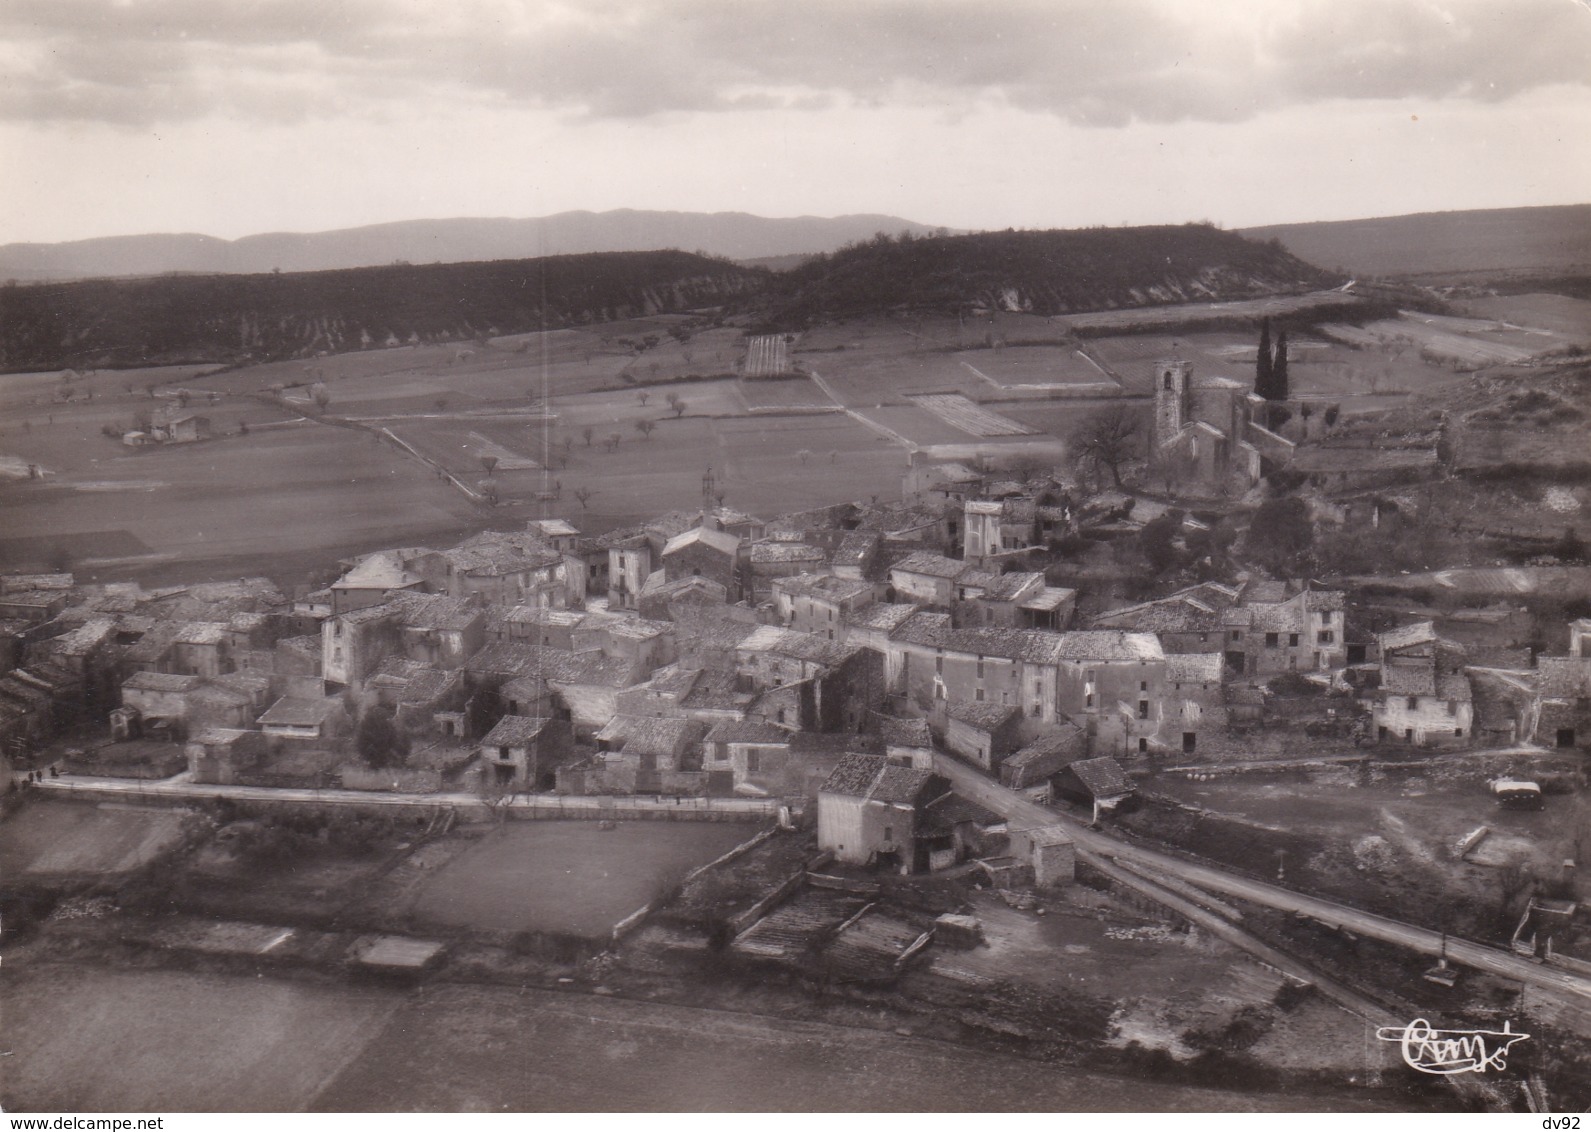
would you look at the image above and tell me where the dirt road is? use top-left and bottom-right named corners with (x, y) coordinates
top-left (930, 752), bottom-right (1591, 1007)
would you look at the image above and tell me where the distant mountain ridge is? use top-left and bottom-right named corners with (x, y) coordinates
top-left (0, 210), bottom-right (946, 283)
top-left (1240, 203), bottom-right (1591, 279)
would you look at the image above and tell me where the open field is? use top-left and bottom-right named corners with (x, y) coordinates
top-left (0, 965), bottom-right (403, 1112)
top-left (0, 421), bottom-right (481, 574)
top-left (408, 821), bottom-right (755, 937)
top-left (312, 982), bottom-right (1393, 1112)
top-left (850, 404), bottom-right (984, 446)
top-left (737, 375), bottom-right (837, 409)
top-left (909, 393), bottom-right (1035, 437)
top-left (0, 799), bottom-right (188, 878)
top-left (957, 345), bottom-right (1118, 388)
top-left (1452, 293), bottom-right (1591, 343)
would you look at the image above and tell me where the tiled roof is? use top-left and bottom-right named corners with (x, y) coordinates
top-left (948, 699), bottom-right (1021, 731)
top-left (706, 718), bottom-right (788, 745)
top-left (391, 593), bottom-right (483, 633)
top-left (482, 714), bottom-right (554, 746)
top-left (1004, 725), bottom-right (1086, 770)
top-left (775, 573), bottom-right (874, 604)
top-left (889, 551), bottom-right (968, 580)
top-left (751, 542), bottom-right (827, 565)
top-left (1053, 631), bottom-right (1164, 662)
top-left (662, 526), bottom-right (741, 557)
top-left (597, 714), bottom-right (706, 755)
top-left (444, 532), bottom-right (562, 575)
top-left (123, 671), bottom-right (201, 693)
top-left (876, 715), bottom-right (932, 748)
top-left (845, 603), bottom-right (919, 634)
top-left (738, 625), bottom-right (857, 667)
top-left (174, 621), bottom-right (229, 645)
top-left (1067, 756), bottom-right (1133, 798)
top-left (1380, 621), bottom-right (1438, 652)
top-left (258, 696), bottom-right (339, 726)
top-left (1167, 653), bottom-right (1224, 684)
top-left (871, 763), bottom-right (937, 805)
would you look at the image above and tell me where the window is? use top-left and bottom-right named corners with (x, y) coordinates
top-left (1322, 610), bottom-right (1334, 624)
top-left (975, 688), bottom-right (985, 701)
top-left (1288, 633), bottom-right (1299, 647)
top-left (1446, 699), bottom-right (1457, 715)
top-left (1407, 696), bottom-right (1418, 710)
top-left (884, 826), bottom-right (893, 843)
top-left (746, 751), bottom-right (760, 772)
top-left (1317, 630), bottom-right (1334, 644)
top-left (1265, 632), bottom-right (1279, 647)
top-left (1230, 630), bottom-right (1242, 642)
top-left (1454, 728), bottom-right (1464, 738)
top-left (1139, 681), bottom-right (1148, 691)
top-left (1138, 700), bottom-right (1149, 719)
top-left (935, 654), bottom-right (944, 674)
top-left (1138, 738), bottom-right (1148, 753)
top-left (1031, 705), bottom-right (1041, 718)
top-left (976, 656), bottom-right (985, 678)
top-left (1085, 693), bottom-right (1094, 708)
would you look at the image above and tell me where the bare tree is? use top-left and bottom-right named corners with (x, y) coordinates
top-left (635, 419), bottom-right (656, 440)
top-left (637, 391), bottom-right (650, 407)
top-left (670, 400), bottom-right (688, 419)
top-left (1069, 403), bottom-right (1142, 487)
top-left (665, 391), bottom-right (681, 410)
top-left (312, 386), bottom-right (331, 411)
top-left (582, 426), bottom-right (595, 447)
top-left (797, 449), bottom-right (812, 465)
top-left (573, 487), bottom-right (595, 509)
top-left (479, 455), bottom-right (498, 475)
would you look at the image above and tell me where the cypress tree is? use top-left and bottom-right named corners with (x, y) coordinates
top-left (1255, 318), bottom-right (1273, 398)
top-left (1272, 329), bottom-right (1290, 400)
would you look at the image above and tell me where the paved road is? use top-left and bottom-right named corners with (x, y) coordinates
top-left (930, 752), bottom-right (1591, 1006)
top-left (35, 774), bottom-right (779, 819)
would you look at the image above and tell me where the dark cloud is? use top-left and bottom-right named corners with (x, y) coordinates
top-left (2, 0), bottom-right (1587, 128)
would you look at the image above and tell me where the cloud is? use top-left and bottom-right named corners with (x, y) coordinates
top-left (2, 0), bottom-right (1587, 128)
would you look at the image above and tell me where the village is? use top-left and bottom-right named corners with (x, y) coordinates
top-left (3, 329), bottom-right (1591, 1111)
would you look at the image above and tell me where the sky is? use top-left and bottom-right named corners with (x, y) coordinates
top-left (1, 0), bottom-right (1589, 245)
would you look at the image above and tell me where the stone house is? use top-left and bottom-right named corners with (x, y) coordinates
top-left (817, 753), bottom-right (950, 874)
top-left (732, 625), bottom-right (883, 733)
top-left (941, 700), bottom-right (1023, 773)
top-left (1534, 656), bottom-right (1591, 750)
top-left (1052, 630), bottom-right (1167, 756)
top-left (1055, 756), bottom-right (1136, 820)
top-left (594, 714), bottom-right (709, 793)
top-left (883, 614), bottom-right (1071, 730)
top-left (186, 727), bottom-right (267, 785)
top-left (443, 533), bottom-right (569, 607)
top-left (999, 724), bottom-right (1088, 796)
top-left (258, 694), bottom-right (350, 742)
top-left (599, 529), bottom-right (653, 611)
top-left (636, 574), bottom-right (729, 621)
top-left (480, 714), bottom-right (574, 791)
top-left (1372, 622), bottom-right (1474, 746)
top-left (702, 717), bottom-right (791, 796)
top-left (747, 540), bottom-right (828, 602)
top-left (662, 525), bottom-right (746, 602)
top-left (328, 548), bottom-right (442, 614)
top-left (887, 552), bottom-right (968, 607)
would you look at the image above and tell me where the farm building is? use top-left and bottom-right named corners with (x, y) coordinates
top-left (480, 714), bottom-right (574, 791)
top-left (817, 753), bottom-right (950, 874)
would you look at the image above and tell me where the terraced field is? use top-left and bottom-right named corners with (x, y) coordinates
top-left (909, 393), bottom-right (1035, 437)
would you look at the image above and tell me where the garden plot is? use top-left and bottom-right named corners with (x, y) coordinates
top-left (909, 393), bottom-right (1035, 437)
top-left (1453, 293), bottom-right (1591, 342)
top-left (743, 334), bottom-right (792, 376)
